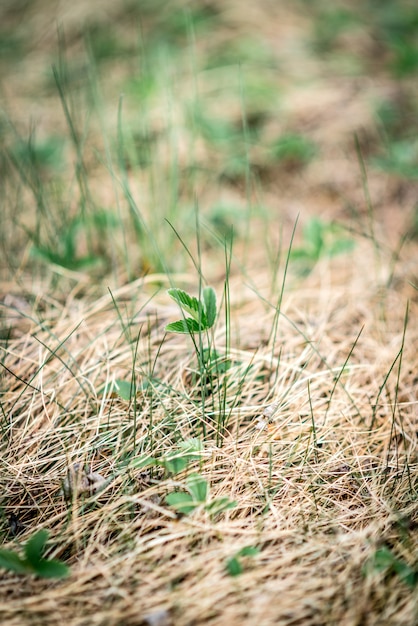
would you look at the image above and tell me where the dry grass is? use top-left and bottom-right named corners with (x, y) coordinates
top-left (1, 1), bottom-right (418, 624)
top-left (1, 247), bottom-right (417, 625)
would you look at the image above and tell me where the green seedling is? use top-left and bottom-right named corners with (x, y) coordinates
top-left (28, 210), bottom-right (119, 272)
top-left (0, 529), bottom-right (69, 579)
top-left (371, 139), bottom-right (418, 180)
top-left (98, 378), bottom-right (136, 402)
top-left (269, 133), bottom-right (317, 167)
top-left (225, 545), bottom-right (260, 577)
top-left (290, 217), bottom-right (355, 274)
top-left (191, 109), bottom-right (241, 146)
top-left (166, 473), bottom-right (237, 516)
top-left (388, 37), bottom-right (418, 76)
top-left (208, 204), bottom-right (247, 240)
top-left (363, 545), bottom-right (417, 588)
top-left (201, 348), bottom-right (233, 376)
top-left (123, 439), bottom-right (204, 476)
top-left (165, 287), bottom-right (217, 334)
top-left (8, 135), bottom-right (66, 174)
top-left (162, 438), bottom-right (204, 475)
top-left (84, 23), bottom-right (133, 62)
top-left (371, 3), bottom-right (418, 77)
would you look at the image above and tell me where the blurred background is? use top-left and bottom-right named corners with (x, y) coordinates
top-left (1, 0), bottom-right (418, 285)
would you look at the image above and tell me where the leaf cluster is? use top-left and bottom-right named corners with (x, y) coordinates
top-left (0, 530), bottom-right (69, 579)
top-left (165, 473), bottom-right (237, 516)
top-left (165, 287), bottom-right (217, 334)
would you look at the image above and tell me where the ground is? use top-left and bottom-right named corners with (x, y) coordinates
top-left (0, 1), bottom-right (417, 624)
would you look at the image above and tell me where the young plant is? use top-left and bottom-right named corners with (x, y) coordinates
top-left (290, 217), bottom-right (355, 274)
top-left (225, 545), bottom-right (260, 577)
top-left (165, 286), bottom-right (217, 334)
top-left (165, 473), bottom-right (237, 516)
top-left (165, 286), bottom-right (224, 438)
top-left (123, 438), bottom-right (204, 476)
top-left (162, 438), bottom-right (204, 475)
top-left (0, 529), bottom-right (70, 579)
top-left (363, 545), bottom-right (417, 588)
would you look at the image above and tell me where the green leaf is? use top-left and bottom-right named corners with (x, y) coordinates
top-left (113, 379), bottom-right (135, 401)
top-left (372, 547), bottom-right (417, 587)
top-left (238, 545), bottom-right (260, 558)
top-left (0, 550), bottom-right (31, 574)
top-left (163, 455), bottom-right (189, 475)
top-left (328, 238), bottom-right (355, 257)
top-left (165, 492), bottom-right (197, 514)
top-left (178, 438), bottom-right (204, 458)
top-left (392, 559), bottom-right (417, 587)
top-left (226, 556), bottom-right (242, 577)
top-left (203, 286), bottom-right (217, 328)
top-left (372, 546), bottom-right (395, 571)
top-left (32, 559), bottom-right (70, 579)
top-left (97, 378), bottom-right (135, 401)
top-left (125, 454), bottom-right (157, 470)
top-left (303, 217), bottom-right (324, 256)
top-left (205, 497), bottom-right (237, 515)
top-left (25, 530), bottom-right (49, 567)
top-left (165, 318), bottom-right (202, 334)
top-left (167, 289), bottom-right (202, 322)
top-left (0, 533), bottom-right (70, 579)
top-left (290, 248), bottom-right (316, 262)
top-left (187, 473), bottom-right (208, 503)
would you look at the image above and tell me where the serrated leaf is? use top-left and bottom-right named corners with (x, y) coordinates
top-left (203, 286), bottom-right (217, 328)
top-left (167, 289), bottom-right (202, 321)
top-left (32, 558), bottom-right (70, 579)
top-left (25, 530), bottom-right (49, 566)
top-left (165, 491), bottom-right (197, 514)
top-left (0, 549), bottom-right (31, 574)
top-left (187, 473), bottom-right (208, 503)
top-left (178, 438), bottom-right (204, 458)
top-left (165, 318), bottom-right (202, 334)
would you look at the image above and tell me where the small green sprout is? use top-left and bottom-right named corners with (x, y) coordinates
top-left (123, 438), bottom-right (204, 476)
top-left (225, 545), bottom-right (260, 577)
top-left (363, 545), bottom-right (417, 588)
top-left (290, 217), bottom-right (355, 274)
top-left (166, 473), bottom-right (237, 516)
top-left (0, 529), bottom-right (70, 579)
top-left (165, 287), bottom-right (217, 334)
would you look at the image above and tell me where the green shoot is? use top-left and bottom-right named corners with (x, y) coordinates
top-left (165, 286), bottom-right (217, 334)
top-left (364, 546), bottom-right (417, 588)
top-left (166, 473), bottom-right (237, 516)
top-left (225, 546), bottom-right (260, 577)
top-left (0, 530), bottom-right (69, 579)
